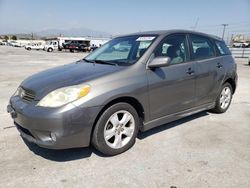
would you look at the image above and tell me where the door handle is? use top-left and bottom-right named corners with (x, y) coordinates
top-left (216, 63), bottom-right (223, 68)
top-left (186, 67), bottom-right (195, 75)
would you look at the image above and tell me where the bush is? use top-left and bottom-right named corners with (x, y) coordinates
top-left (11, 35), bottom-right (17, 40)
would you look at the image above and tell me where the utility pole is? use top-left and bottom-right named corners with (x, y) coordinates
top-left (221, 24), bottom-right (228, 39)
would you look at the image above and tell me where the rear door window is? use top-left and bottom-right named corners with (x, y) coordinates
top-left (190, 35), bottom-right (215, 60)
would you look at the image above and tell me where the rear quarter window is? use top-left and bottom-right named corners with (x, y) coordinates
top-left (215, 40), bottom-right (231, 56)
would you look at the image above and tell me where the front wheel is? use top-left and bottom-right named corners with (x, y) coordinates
top-left (211, 83), bottom-right (233, 113)
top-left (47, 48), bottom-right (53, 52)
top-left (92, 103), bottom-right (139, 156)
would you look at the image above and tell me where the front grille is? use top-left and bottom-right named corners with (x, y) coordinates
top-left (18, 87), bottom-right (35, 102)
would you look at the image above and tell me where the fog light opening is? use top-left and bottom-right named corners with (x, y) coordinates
top-left (50, 132), bottom-right (57, 142)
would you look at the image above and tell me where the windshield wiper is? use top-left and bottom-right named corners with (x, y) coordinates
top-left (94, 60), bottom-right (117, 66)
top-left (83, 59), bottom-right (95, 63)
top-left (83, 59), bottom-right (117, 66)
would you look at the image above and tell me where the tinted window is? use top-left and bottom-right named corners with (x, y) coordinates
top-left (190, 35), bottom-right (215, 60)
top-left (154, 34), bottom-right (188, 64)
top-left (215, 40), bottom-right (231, 55)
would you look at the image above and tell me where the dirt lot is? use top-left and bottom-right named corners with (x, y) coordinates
top-left (0, 46), bottom-right (249, 188)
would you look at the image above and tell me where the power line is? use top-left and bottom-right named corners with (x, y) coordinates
top-left (197, 20), bottom-right (250, 29)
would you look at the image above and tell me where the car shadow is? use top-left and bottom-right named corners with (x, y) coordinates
top-left (23, 111), bottom-right (209, 161)
top-left (138, 111), bottom-right (209, 139)
top-left (22, 139), bottom-right (107, 162)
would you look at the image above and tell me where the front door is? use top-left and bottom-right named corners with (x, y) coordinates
top-left (147, 34), bottom-right (196, 120)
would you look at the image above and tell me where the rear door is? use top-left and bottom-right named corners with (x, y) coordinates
top-left (147, 33), bottom-right (196, 120)
top-left (188, 34), bottom-right (225, 106)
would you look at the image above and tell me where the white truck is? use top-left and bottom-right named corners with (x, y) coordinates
top-left (44, 40), bottom-right (59, 52)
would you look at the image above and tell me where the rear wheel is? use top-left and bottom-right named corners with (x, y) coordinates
top-left (211, 83), bottom-right (233, 113)
top-left (92, 103), bottom-right (139, 156)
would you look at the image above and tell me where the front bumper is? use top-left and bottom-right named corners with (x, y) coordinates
top-left (7, 96), bottom-right (102, 149)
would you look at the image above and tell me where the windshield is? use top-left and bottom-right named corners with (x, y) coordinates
top-left (84, 35), bottom-right (157, 65)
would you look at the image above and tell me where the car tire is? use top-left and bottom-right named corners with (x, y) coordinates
top-left (211, 82), bottom-right (233, 113)
top-left (92, 102), bottom-right (140, 156)
top-left (47, 48), bottom-right (53, 52)
top-left (27, 47), bottom-right (31, 51)
top-left (70, 49), bottom-right (74, 53)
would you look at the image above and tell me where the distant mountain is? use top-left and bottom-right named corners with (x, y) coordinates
top-left (0, 33), bottom-right (40, 40)
top-left (36, 27), bottom-right (111, 38)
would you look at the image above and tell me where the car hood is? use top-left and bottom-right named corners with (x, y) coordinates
top-left (21, 60), bottom-right (122, 100)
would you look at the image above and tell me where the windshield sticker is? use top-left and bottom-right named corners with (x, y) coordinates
top-left (136, 36), bottom-right (155, 41)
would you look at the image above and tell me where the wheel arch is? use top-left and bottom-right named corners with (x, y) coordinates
top-left (223, 78), bottom-right (236, 94)
top-left (48, 47), bottom-right (53, 52)
top-left (90, 96), bottom-right (145, 139)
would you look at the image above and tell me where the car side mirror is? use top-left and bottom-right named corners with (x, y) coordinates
top-left (148, 57), bottom-right (171, 68)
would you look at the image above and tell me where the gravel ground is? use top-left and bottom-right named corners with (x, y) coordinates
top-left (0, 46), bottom-right (249, 188)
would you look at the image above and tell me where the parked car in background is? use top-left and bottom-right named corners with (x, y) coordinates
top-left (10, 41), bottom-right (22, 47)
top-left (0, 41), bottom-right (7, 45)
top-left (25, 43), bottom-right (45, 51)
top-left (63, 40), bottom-right (90, 52)
top-left (62, 40), bottom-right (72, 50)
top-left (44, 41), bottom-right (58, 52)
top-left (233, 42), bottom-right (250, 48)
top-left (7, 30), bottom-right (237, 156)
top-left (90, 44), bottom-right (99, 51)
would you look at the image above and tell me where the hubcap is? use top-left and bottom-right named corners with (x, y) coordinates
top-left (104, 110), bottom-right (135, 149)
top-left (220, 86), bottom-right (231, 109)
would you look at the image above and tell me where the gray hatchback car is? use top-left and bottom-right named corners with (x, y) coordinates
top-left (8, 30), bottom-right (237, 155)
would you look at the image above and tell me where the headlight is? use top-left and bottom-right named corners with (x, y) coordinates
top-left (13, 87), bottom-right (21, 96)
top-left (37, 85), bottom-right (90, 107)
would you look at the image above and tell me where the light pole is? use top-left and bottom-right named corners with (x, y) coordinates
top-left (222, 24), bottom-right (228, 40)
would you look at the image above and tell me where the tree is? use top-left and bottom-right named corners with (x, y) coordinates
top-left (4, 35), bottom-right (9, 41)
top-left (11, 35), bottom-right (17, 40)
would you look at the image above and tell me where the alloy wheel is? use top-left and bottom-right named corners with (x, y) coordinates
top-left (104, 110), bottom-right (135, 149)
top-left (220, 86), bottom-right (231, 109)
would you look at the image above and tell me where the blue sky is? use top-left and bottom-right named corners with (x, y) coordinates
top-left (0, 0), bottom-right (249, 39)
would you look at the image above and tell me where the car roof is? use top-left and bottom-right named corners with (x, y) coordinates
top-left (116, 29), bottom-right (223, 41)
